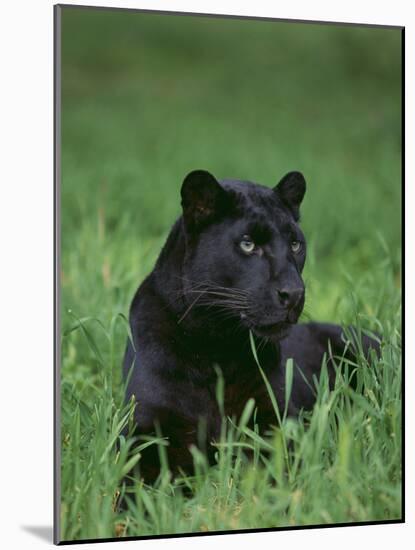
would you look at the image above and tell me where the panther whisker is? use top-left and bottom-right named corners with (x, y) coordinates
top-left (176, 275), bottom-right (250, 296)
top-left (193, 295), bottom-right (250, 307)
top-left (185, 289), bottom-right (249, 301)
top-left (177, 292), bottom-right (205, 324)
top-left (203, 302), bottom-right (250, 312)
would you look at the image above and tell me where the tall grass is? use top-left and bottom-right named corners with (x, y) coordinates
top-left (60, 248), bottom-right (401, 541)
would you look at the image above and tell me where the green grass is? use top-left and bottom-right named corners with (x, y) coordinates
top-left (59, 7), bottom-right (402, 542)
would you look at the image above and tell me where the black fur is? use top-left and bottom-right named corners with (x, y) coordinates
top-left (123, 170), bottom-right (378, 481)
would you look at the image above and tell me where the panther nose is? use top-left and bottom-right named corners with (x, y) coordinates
top-left (276, 287), bottom-right (304, 310)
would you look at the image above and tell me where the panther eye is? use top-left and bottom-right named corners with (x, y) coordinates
top-left (291, 240), bottom-right (301, 253)
top-left (240, 236), bottom-right (255, 254)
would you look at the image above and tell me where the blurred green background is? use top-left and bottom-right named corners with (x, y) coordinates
top-left (59, 8), bottom-right (402, 540)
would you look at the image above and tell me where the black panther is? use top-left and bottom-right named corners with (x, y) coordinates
top-left (122, 169), bottom-right (378, 481)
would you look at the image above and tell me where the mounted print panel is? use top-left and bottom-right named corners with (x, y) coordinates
top-left (54, 4), bottom-right (403, 544)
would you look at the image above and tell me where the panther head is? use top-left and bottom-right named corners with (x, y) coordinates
top-left (179, 169), bottom-right (307, 340)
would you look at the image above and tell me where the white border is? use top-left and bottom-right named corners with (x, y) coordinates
top-left (0, 1), bottom-right (411, 548)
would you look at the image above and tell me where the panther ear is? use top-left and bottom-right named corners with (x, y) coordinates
top-left (181, 170), bottom-right (230, 231)
top-left (274, 171), bottom-right (306, 221)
